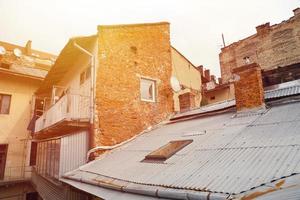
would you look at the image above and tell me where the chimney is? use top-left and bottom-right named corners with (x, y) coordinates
top-left (232, 63), bottom-right (265, 111)
top-left (218, 78), bottom-right (222, 84)
top-left (210, 75), bottom-right (216, 83)
top-left (204, 69), bottom-right (211, 81)
top-left (256, 23), bottom-right (270, 35)
top-left (25, 40), bottom-right (32, 55)
top-left (293, 8), bottom-right (300, 16)
top-left (197, 65), bottom-right (204, 76)
top-left (179, 92), bottom-right (195, 112)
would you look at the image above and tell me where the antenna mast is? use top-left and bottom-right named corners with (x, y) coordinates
top-left (222, 33), bottom-right (226, 47)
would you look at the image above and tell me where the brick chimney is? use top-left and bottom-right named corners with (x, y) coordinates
top-left (25, 40), bottom-right (32, 55)
top-left (232, 63), bottom-right (265, 111)
top-left (197, 65), bottom-right (204, 76)
top-left (218, 78), bottom-right (222, 84)
top-left (256, 23), bottom-right (270, 35)
top-left (179, 92), bottom-right (195, 112)
top-left (210, 75), bottom-right (216, 83)
top-left (204, 69), bottom-right (211, 81)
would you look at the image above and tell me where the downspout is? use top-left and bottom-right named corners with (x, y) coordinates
top-left (73, 41), bottom-right (96, 156)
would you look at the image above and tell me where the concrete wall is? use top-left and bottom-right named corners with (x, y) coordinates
top-left (171, 48), bottom-right (202, 112)
top-left (0, 73), bottom-right (41, 181)
top-left (95, 22), bottom-right (174, 146)
top-left (220, 10), bottom-right (300, 83)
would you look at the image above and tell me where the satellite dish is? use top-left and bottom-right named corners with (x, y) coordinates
top-left (0, 46), bottom-right (6, 55)
top-left (13, 48), bottom-right (22, 57)
top-left (170, 76), bottom-right (181, 92)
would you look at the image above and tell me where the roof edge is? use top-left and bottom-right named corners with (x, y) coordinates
top-left (97, 22), bottom-right (170, 30)
top-left (0, 68), bottom-right (44, 81)
top-left (61, 173), bottom-right (230, 200)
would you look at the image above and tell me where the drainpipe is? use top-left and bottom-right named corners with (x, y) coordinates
top-left (73, 41), bottom-right (96, 153)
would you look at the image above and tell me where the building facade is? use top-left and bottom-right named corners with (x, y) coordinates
top-left (219, 8), bottom-right (300, 84)
top-left (0, 40), bottom-right (55, 200)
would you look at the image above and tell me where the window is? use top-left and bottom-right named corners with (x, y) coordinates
top-left (143, 140), bottom-right (193, 163)
top-left (210, 96), bottom-right (216, 100)
top-left (140, 78), bottom-right (156, 102)
top-left (80, 67), bottom-right (91, 85)
top-left (36, 139), bottom-right (60, 179)
top-left (0, 94), bottom-right (11, 114)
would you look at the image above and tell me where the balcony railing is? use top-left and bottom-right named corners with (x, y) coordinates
top-left (35, 93), bottom-right (90, 133)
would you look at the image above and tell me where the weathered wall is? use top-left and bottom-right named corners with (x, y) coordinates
top-left (171, 48), bottom-right (202, 112)
top-left (0, 73), bottom-right (41, 181)
top-left (95, 22), bottom-right (174, 146)
top-left (220, 9), bottom-right (300, 83)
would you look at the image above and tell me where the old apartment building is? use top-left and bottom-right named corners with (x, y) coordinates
top-left (29, 22), bottom-right (202, 199)
top-left (0, 40), bottom-right (55, 199)
top-left (220, 8), bottom-right (300, 86)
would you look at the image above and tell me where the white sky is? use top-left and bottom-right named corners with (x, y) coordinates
top-left (0, 0), bottom-right (299, 77)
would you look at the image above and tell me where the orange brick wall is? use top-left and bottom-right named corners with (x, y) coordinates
top-left (94, 23), bottom-right (174, 146)
top-left (233, 63), bottom-right (265, 111)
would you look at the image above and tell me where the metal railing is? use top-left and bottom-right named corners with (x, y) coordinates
top-left (35, 93), bottom-right (90, 133)
top-left (0, 166), bottom-right (30, 183)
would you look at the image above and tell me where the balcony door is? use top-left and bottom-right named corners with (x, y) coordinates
top-left (0, 144), bottom-right (8, 179)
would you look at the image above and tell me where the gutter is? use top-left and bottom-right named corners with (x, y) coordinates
top-left (62, 174), bottom-right (230, 200)
top-left (73, 41), bottom-right (96, 151)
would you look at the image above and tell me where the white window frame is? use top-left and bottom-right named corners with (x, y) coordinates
top-left (140, 77), bottom-right (156, 103)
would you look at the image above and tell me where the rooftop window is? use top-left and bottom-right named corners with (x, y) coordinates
top-left (142, 139), bottom-right (193, 163)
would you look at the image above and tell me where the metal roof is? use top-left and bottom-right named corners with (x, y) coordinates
top-left (264, 80), bottom-right (300, 100)
top-left (62, 98), bottom-right (300, 199)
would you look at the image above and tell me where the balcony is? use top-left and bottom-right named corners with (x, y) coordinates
top-left (34, 93), bottom-right (90, 137)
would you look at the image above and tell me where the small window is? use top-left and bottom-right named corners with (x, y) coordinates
top-left (0, 94), bottom-right (11, 114)
top-left (140, 78), bottom-right (156, 102)
top-left (210, 96), bottom-right (215, 100)
top-left (143, 140), bottom-right (193, 163)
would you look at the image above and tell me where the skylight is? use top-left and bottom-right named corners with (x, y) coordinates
top-left (142, 139), bottom-right (193, 163)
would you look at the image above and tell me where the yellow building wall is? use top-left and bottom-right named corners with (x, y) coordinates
top-left (0, 73), bottom-right (41, 181)
top-left (171, 48), bottom-right (202, 112)
top-left (204, 84), bottom-right (235, 105)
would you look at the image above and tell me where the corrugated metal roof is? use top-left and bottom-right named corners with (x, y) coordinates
top-left (62, 99), bottom-right (300, 199)
top-left (264, 80), bottom-right (300, 100)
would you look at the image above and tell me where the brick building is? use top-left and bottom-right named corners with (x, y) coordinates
top-left (29, 22), bottom-right (202, 199)
top-left (219, 8), bottom-right (300, 85)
